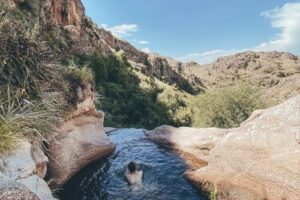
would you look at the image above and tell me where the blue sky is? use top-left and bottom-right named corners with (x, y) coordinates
top-left (82, 0), bottom-right (300, 63)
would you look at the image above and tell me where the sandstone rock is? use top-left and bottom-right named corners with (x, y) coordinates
top-left (47, 114), bottom-right (115, 187)
top-left (0, 141), bottom-right (54, 200)
top-left (19, 175), bottom-right (56, 200)
top-left (47, 84), bottom-right (115, 187)
top-left (0, 141), bottom-right (39, 180)
top-left (15, 0), bottom-right (84, 26)
top-left (0, 178), bottom-right (39, 200)
top-left (146, 95), bottom-right (300, 200)
top-left (31, 142), bottom-right (49, 179)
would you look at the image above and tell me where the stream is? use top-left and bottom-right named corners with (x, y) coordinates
top-left (59, 129), bottom-right (205, 200)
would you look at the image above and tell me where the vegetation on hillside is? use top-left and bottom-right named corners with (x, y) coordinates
top-left (76, 53), bottom-right (173, 129)
top-left (191, 83), bottom-right (266, 128)
top-left (0, 5), bottom-right (92, 153)
top-left (0, 4), bottom-right (268, 154)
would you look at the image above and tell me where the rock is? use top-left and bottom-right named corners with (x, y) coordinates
top-left (0, 178), bottom-right (39, 200)
top-left (31, 142), bottom-right (49, 179)
top-left (15, 0), bottom-right (84, 26)
top-left (47, 84), bottom-right (115, 187)
top-left (97, 28), bottom-right (148, 64)
top-left (0, 140), bottom-right (55, 200)
top-left (104, 127), bottom-right (117, 134)
top-left (146, 95), bottom-right (300, 200)
top-left (19, 175), bottom-right (56, 200)
top-left (0, 140), bottom-right (44, 180)
top-left (47, 114), bottom-right (115, 187)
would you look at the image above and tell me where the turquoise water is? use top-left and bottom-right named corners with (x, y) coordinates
top-left (60, 129), bottom-right (205, 200)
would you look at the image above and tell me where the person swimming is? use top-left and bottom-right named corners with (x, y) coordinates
top-left (125, 161), bottom-right (143, 186)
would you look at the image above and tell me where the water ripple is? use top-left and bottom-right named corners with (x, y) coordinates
top-left (60, 129), bottom-right (204, 200)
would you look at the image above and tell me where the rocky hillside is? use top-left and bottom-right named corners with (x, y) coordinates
top-left (184, 51), bottom-right (300, 103)
top-left (99, 30), bottom-right (300, 103)
top-left (10, 0), bottom-right (300, 102)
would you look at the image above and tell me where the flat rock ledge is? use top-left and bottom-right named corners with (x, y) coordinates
top-left (146, 95), bottom-right (300, 200)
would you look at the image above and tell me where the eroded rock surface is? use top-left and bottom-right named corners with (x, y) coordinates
top-left (0, 141), bottom-right (55, 200)
top-left (146, 95), bottom-right (300, 200)
top-left (0, 178), bottom-right (39, 200)
top-left (47, 85), bottom-right (116, 187)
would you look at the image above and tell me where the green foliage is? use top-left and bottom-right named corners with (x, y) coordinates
top-left (66, 62), bottom-right (94, 86)
top-left (0, 86), bottom-right (63, 154)
top-left (157, 87), bottom-right (192, 126)
top-left (191, 83), bottom-right (266, 128)
top-left (77, 53), bottom-right (172, 129)
top-left (0, 5), bottom-right (79, 154)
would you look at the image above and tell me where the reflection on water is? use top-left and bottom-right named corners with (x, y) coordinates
top-left (60, 129), bottom-right (205, 200)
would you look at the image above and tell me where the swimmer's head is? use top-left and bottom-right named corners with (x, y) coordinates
top-left (128, 161), bottom-right (139, 173)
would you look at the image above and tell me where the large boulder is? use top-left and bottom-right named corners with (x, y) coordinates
top-left (0, 141), bottom-right (48, 180)
top-left (0, 141), bottom-right (55, 200)
top-left (0, 178), bottom-right (39, 200)
top-left (47, 114), bottom-right (115, 187)
top-left (19, 175), bottom-right (55, 200)
top-left (47, 85), bottom-right (116, 187)
top-left (146, 95), bottom-right (300, 200)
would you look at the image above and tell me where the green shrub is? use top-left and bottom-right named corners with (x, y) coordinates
top-left (66, 63), bottom-right (94, 86)
top-left (191, 83), bottom-right (266, 128)
top-left (158, 87), bottom-right (192, 126)
top-left (0, 86), bottom-right (64, 153)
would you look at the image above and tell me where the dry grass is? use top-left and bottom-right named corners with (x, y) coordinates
top-left (0, 5), bottom-right (71, 154)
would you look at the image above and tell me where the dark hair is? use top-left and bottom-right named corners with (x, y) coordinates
top-left (128, 162), bottom-right (138, 173)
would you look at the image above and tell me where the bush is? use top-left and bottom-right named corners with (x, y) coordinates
top-left (191, 84), bottom-right (266, 128)
top-left (0, 86), bottom-right (64, 153)
top-left (66, 61), bottom-right (94, 86)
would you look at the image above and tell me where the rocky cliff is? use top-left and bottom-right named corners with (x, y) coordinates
top-left (146, 95), bottom-right (300, 200)
top-left (8, 0), bottom-right (200, 94)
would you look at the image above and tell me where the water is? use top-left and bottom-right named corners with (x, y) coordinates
top-left (60, 129), bottom-right (205, 200)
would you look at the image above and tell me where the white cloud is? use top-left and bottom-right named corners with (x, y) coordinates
top-left (138, 40), bottom-right (149, 44)
top-left (179, 2), bottom-right (300, 64)
top-left (141, 47), bottom-right (151, 53)
top-left (178, 49), bottom-right (241, 64)
top-left (256, 2), bottom-right (300, 53)
top-left (131, 39), bottom-right (150, 45)
top-left (101, 24), bottom-right (138, 38)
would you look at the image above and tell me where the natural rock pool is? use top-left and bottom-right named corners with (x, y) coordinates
top-left (59, 129), bottom-right (205, 200)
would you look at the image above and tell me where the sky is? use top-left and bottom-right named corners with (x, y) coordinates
top-left (82, 0), bottom-right (300, 64)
